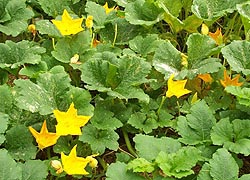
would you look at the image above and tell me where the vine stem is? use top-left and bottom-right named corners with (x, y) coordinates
top-left (122, 128), bottom-right (138, 158)
top-left (112, 23), bottom-right (118, 47)
top-left (157, 96), bottom-right (166, 115)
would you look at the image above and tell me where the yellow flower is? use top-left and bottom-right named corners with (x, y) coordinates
top-left (86, 154), bottom-right (99, 168)
top-left (201, 23), bottom-right (209, 35)
top-left (208, 28), bottom-right (223, 45)
top-left (70, 54), bottom-right (81, 64)
top-left (61, 145), bottom-right (90, 175)
top-left (28, 24), bottom-right (36, 36)
top-left (53, 102), bottom-right (91, 136)
top-left (51, 9), bottom-right (84, 36)
top-left (29, 120), bottom-right (60, 150)
top-left (51, 160), bottom-right (63, 174)
top-left (166, 74), bottom-right (192, 98)
top-left (220, 70), bottom-right (243, 88)
top-left (103, 2), bottom-right (115, 14)
top-left (197, 73), bottom-right (213, 83)
top-left (85, 15), bottom-right (94, 29)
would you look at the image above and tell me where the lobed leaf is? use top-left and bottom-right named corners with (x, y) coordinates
top-left (21, 160), bottom-right (48, 180)
top-left (38, 0), bottom-right (71, 17)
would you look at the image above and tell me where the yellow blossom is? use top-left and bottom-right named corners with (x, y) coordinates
top-left (92, 39), bottom-right (101, 48)
top-left (29, 120), bottom-right (60, 150)
top-left (208, 28), bottom-right (223, 45)
top-left (51, 9), bottom-right (84, 36)
top-left (61, 145), bottom-right (90, 175)
top-left (70, 54), bottom-right (81, 64)
top-left (28, 24), bottom-right (36, 36)
top-left (220, 70), bottom-right (243, 88)
top-left (53, 102), bottom-right (91, 136)
top-left (201, 23), bottom-right (209, 35)
top-left (103, 2), bottom-right (115, 14)
top-left (197, 73), bottom-right (213, 83)
top-left (85, 15), bottom-right (94, 29)
top-left (51, 160), bottom-right (63, 174)
top-left (166, 74), bottom-right (192, 98)
top-left (86, 154), bottom-right (99, 168)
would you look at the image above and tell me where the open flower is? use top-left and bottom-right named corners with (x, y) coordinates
top-left (61, 145), bottom-right (91, 175)
top-left (220, 70), bottom-right (243, 88)
top-left (103, 2), bottom-right (116, 14)
top-left (29, 120), bottom-right (60, 150)
top-left (51, 9), bottom-right (84, 36)
top-left (166, 74), bottom-right (192, 98)
top-left (197, 73), bottom-right (213, 83)
top-left (208, 28), bottom-right (223, 45)
top-left (53, 102), bottom-right (91, 136)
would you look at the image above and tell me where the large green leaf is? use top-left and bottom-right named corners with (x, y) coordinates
top-left (211, 118), bottom-right (250, 156)
top-left (177, 100), bottom-right (216, 145)
top-left (127, 158), bottom-right (155, 173)
top-left (125, 0), bottom-right (164, 26)
top-left (237, 2), bottom-right (250, 40)
top-left (14, 66), bottom-right (71, 115)
top-left (36, 20), bottom-right (62, 37)
top-left (0, 84), bottom-right (13, 114)
top-left (0, 0), bottom-right (34, 36)
top-left (51, 31), bottom-right (92, 63)
top-left (222, 40), bottom-right (250, 75)
top-left (0, 149), bottom-right (22, 180)
top-left (225, 86), bottom-right (250, 107)
top-left (38, 0), bottom-right (71, 17)
top-left (155, 146), bottom-right (201, 178)
top-left (129, 34), bottom-right (160, 56)
top-left (0, 40), bottom-right (46, 69)
top-left (106, 162), bottom-right (145, 180)
top-left (5, 125), bottom-right (37, 160)
top-left (85, 1), bottom-right (107, 29)
top-left (0, 113), bottom-right (8, 144)
top-left (209, 148), bottom-right (239, 180)
top-left (153, 40), bottom-right (182, 79)
top-left (79, 124), bottom-right (119, 154)
top-left (81, 55), bottom-right (151, 102)
top-left (192, 0), bottom-right (246, 20)
top-left (21, 160), bottom-right (48, 180)
top-left (134, 134), bottom-right (181, 161)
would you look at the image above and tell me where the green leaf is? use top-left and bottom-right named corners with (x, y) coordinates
top-left (106, 161), bottom-right (145, 180)
top-left (209, 148), bottom-right (239, 180)
top-left (52, 31), bottom-right (91, 63)
top-left (36, 20), bottom-right (62, 37)
top-left (211, 118), bottom-right (250, 156)
top-left (89, 101), bottom-right (123, 130)
top-left (187, 33), bottom-right (217, 66)
top-left (99, 18), bottom-right (147, 45)
top-left (153, 40), bottom-right (182, 79)
top-left (53, 136), bottom-right (72, 154)
top-left (79, 124), bottom-right (119, 154)
top-left (134, 134), bottom-right (181, 161)
top-left (127, 158), bottom-right (155, 173)
top-left (183, 15), bottom-right (203, 33)
top-left (222, 40), bottom-right (250, 75)
top-left (157, 0), bottom-right (182, 17)
top-left (197, 163), bottom-right (213, 180)
top-left (15, 66), bottom-right (71, 115)
top-left (0, 113), bottom-right (9, 144)
top-left (239, 174), bottom-right (250, 180)
top-left (129, 34), bottom-right (159, 56)
top-left (0, 84), bottom-right (14, 114)
top-left (177, 100), bottom-right (216, 145)
top-left (125, 0), bottom-right (164, 26)
top-left (128, 111), bottom-right (159, 134)
top-left (19, 61), bottom-right (48, 78)
top-left (81, 56), bottom-right (151, 102)
top-left (192, 0), bottom-right (246, 20)
top-left (5, 125), bottom-right (37, 160)
top-left (0, 0), bottom-right (34, 36)
top-left (0, 149), bottom-right (22, 180)
top-left (237, 3), bottom-right (250, 40)
top-left (156, 147), bottom-right (201, 178)
top-left (21, 160), bottom-right (48, 180)
top-left (0, 40), bottom-right (46, 69)
top-left (225, 86), bottom-right (250, 107)
top-left (85, 1), bottom-right (107, 29)
top-left (38, 0), bottom-right (71, 17)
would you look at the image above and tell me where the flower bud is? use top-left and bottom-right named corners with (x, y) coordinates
top-left (51, 160), bottom-right (63, 174)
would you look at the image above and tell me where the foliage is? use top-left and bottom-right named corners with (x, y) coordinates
top-left (1, 0), bottom-right (250, 179)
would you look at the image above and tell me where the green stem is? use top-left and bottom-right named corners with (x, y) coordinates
top-left (122, 128), bottom-right (138, 158)
top-left (97, 157), bottom-right (107, 171)
top-left (177, 100), bottom-right (180, 116)
top-left (47, 148), bottom-right (51, 159)
top-left (112, 23), bottom-right (118, 47)
top-left (157, 96), bottom-right (166, 115)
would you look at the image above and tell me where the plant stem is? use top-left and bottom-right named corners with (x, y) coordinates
top-left (122, 128), bottom-right (138, 158)
top-left (157, 96), bottom-right (166, 115)
top-left (97, 157), bottom-right (107, 171)
top-left (112, 23), bottom-right (118, 47)
top-left (47, 148), bottom-right (51, 159)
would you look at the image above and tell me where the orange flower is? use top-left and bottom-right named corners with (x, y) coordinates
top-left (197, 74), bottom-right (213, 83)
top-left (208, 28), bottom-right (223, 45)
top-left (220, 70), bottom-right (243, 88)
